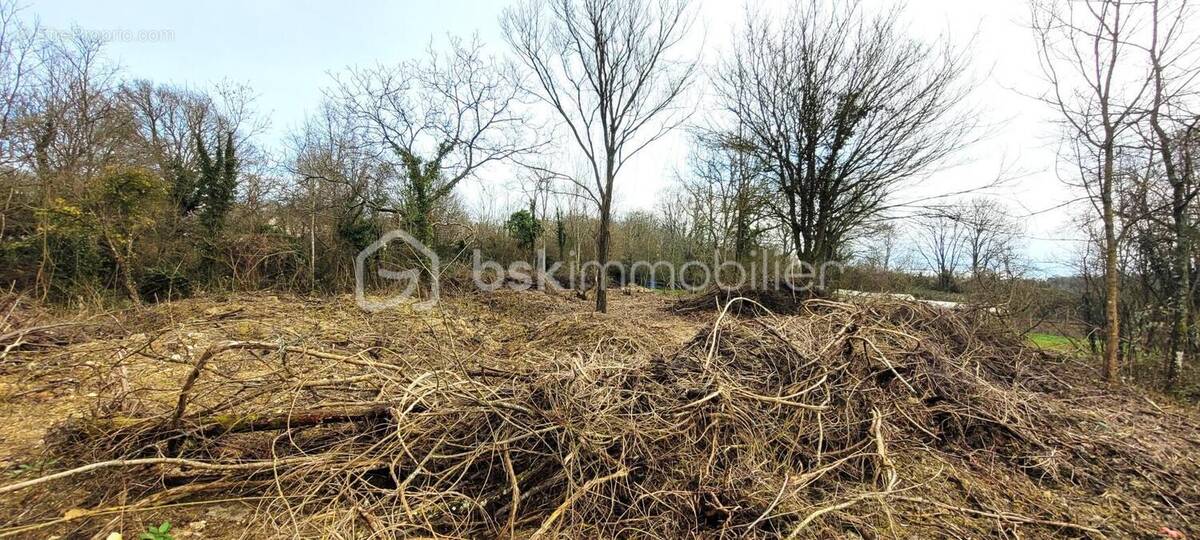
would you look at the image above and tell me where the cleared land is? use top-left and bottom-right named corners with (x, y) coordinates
top-left (0, 290), bottom-right (1197, 538)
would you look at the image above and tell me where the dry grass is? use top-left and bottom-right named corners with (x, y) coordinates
top-left (0, 289), bottom-right (1197, 538)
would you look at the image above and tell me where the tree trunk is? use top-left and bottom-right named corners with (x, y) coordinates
top-left (310, 190), bottom-right (317, 293)
top-left (595, 190), bottom-right (612, 313)
top-left (101, 231), bottom-right (142, 306)
top-left (1148, 3), bottom-right (1188, 389)
top-left (1102, 138), bottom-right (1120, 383)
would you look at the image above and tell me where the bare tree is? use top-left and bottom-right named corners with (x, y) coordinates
top-left (1143, 0), bottom-right (1199, 388)
top-left (679, 130), bottom-right (769, 263)
top-left (514, 167), bottom-right (554, 276)
top-left (717, 0), bottom-right (974, 267)
top-left (959, 198), bottom-right (1023, 277)
top-left (0, 0), bottom-right (38, 169)
top-left (1032, 0), bottom-right (1152, 382)
top-left (502, 0), bottom-right (696, 312)
top-left (655, 185), bottom-right (696, 284)
top-left (858, 221), bottom-right (902, 272)
top-left (123, 81), bottom-right (208, 174)
top-left (122, 82), bottom-right (262, 201)
top-left (915, 212), bottom-right (967, 292)
top-left (0, 0), bottom-right (37, 262)
top-left (19, 29), bottom-right (122, 189)
top-left (291, 100), bottom-right (388, 289)
top-left (334, 37), bottom-right (536, 247)
top-left (10, 29), bottom-right (124, 298)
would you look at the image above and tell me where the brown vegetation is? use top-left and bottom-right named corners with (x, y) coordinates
top-left (0, 290), bottom-right (1196, 538)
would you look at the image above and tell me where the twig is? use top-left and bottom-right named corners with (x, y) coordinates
top-left (528, 468), bottom-right (629, 540)
top-left (894, 496), bottom-right (1103, 535)
top-left (502, 445), bottom-right (520, 539)
top-left (0, 456), bottom-right (317, 495)
top-left (786, 492), bottom-right (878, 538)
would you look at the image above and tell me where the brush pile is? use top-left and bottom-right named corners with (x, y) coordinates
top-left (671, 285), bottom-right (822, 316)
top-left (3, 293), bottom-right (1198, 538)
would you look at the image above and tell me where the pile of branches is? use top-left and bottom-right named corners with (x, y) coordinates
top-left (671, 285), bottom-right (823, 316)
top-left (6, 299), bottom-right (1196, 537)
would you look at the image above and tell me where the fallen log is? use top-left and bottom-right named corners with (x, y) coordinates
top-left (67, 404), bottom-right (399, 455)
top-left (189, 403), bottom-right (395, 438)
top-left (166, 340), bottom-right (399, 454)
top-left (0, 456), bottom-right (319, 495)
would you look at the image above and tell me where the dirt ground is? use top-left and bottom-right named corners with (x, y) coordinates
top-left (0, 289), bottom-right (1197, 539)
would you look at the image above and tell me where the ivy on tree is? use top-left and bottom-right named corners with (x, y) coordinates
top-left (194, 131), bottom-right (239, 235)
top-left (506, 209), bottom-right (542, 251)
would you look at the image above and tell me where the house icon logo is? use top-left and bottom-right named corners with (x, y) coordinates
top-left (354, 229), bottom-right (440, 312)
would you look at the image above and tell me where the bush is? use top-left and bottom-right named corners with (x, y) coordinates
top-left (137, 267), bottom-right (192, 303)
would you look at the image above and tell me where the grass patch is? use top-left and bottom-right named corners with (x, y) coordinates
top-left (1027, 332), bottom-right (1084, 353)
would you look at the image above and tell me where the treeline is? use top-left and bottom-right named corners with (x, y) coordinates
top-left (0, 0), bottom-right (979, 305)
top-left (0, 11), bottom-right (272, 302)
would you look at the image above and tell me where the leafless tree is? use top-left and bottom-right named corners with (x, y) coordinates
top-left (858, 221), bottom-right (902, 272)
top-left (717, 0), bottom-right (974, 267)
top-left (0, 0), bottom-right (38, 170)
top-left (123, 81), bottom-right (209, 173)
top-left (1032, 0), bottom-right (1153, 382)
top-left (654, 185), bottom-right (695, 279)
top-left (123, 82), bottom-right (261, 180)
top-left (18, 29), bottom-right (122, 188)
top-left (0, 0), bottom-right (37, 258)
top-left (502, 0), bottom-right (697, 312)
top-left (8, 29), bottom-right (124, 297)
top-left (679, 130), bottom-right (769, 263)
top-left (1142, 0), bottom-right (1199, 387)
top-left (511, 166), bottom-right (554, 276)
top-left (291, 100), bottom-right (388, 288)
top-left (958, 198), bottom-right (1023, 277)
top-left (333, 36), bottom-right (537, 246)
top-left (915, 212), bottom-right (967, 292)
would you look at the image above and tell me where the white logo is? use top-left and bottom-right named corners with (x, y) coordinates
top-left (354, 229), bottom-right (440, 312)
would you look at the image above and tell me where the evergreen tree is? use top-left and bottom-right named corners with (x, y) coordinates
top-left (195, 131), bottom-right (238, 235)
top-left (555, 208), bottom-right (567, 261)
top-left (506, 209), bottom-right (542, 252)
top-left (167, 157), bottom-right (200, 216)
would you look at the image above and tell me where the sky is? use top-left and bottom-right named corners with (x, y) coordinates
top-left (24, 0), bottom-right (1084, 275)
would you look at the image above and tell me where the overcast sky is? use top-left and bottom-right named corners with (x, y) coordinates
top-left (25, 0), bottom-right (1083, 274)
